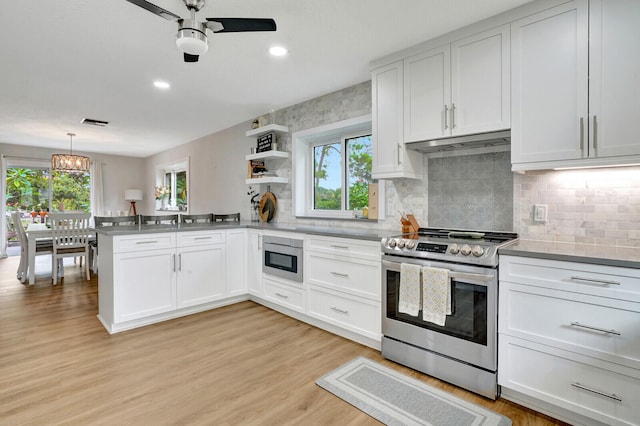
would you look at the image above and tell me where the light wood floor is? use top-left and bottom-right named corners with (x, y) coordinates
top-left (0, 255), bottom-right (568, 425)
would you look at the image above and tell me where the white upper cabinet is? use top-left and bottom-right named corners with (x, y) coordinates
top-left (403, 25), bottom-right (510, 143)
top-left (589, 0), bottom-right (640, 159)
top-left (512, 0), bottom-right (640, 170)
top-left (451, 25), bottom-right (511, 136)
top-left (372, 61), bottom-right (424, 179)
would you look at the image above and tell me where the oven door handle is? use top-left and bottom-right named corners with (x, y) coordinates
top-left (382, 260), bottom-right (495, 283)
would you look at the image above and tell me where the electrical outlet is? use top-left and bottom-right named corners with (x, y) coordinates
top-left (533, 204), bottom-right (548, 223)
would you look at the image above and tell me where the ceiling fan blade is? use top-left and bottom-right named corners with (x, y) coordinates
top-left (205, 18), bottom-right (276, 33)
top-left (184, 53), bottom-right (199, 62)
top-left (125, 0), bottom-right (181, 21)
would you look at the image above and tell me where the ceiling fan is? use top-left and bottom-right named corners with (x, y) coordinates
top-left (126, 0), bottom-right (276, 62)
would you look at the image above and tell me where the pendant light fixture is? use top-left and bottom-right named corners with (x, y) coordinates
top-left (51, 132), bottom-right (90, 173)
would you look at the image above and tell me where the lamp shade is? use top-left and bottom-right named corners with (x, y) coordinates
top-left (125, 189), bottom-right (143, 201)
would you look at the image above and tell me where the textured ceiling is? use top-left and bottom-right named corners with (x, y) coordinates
top-left (0, 0), bottom-right (530, 157)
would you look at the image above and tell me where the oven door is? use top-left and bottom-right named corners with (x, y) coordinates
top-left (263, 242), bottom-right (303, 282)
top-left (382, 255), bottom-right (497, 371)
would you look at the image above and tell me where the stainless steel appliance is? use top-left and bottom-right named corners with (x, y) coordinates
top-left (381, 228), bottom-right (517, 399)
top-left (263, 235), bottom-right (303, 282)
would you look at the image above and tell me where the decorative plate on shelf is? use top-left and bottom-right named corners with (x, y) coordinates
top-left (259, 190), bottom-right (277, 222)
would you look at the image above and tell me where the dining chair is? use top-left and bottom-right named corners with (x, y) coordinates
top-left (49, 212), bottom-right (92, 285)
top-left (139, 214), bottom-right (179, 225)
top-left (213, 213), bottom-right (240, 222)
top-left (181, 213), bottom-right (214, 223)
top-left (91, 215), bottom-right (139, 272)
top-left (11, 211), bottom-right (54, 283)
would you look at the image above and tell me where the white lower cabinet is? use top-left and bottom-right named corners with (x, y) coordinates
top-left (176, 245), bottom-right (225, 308)
top-left (263, 277), bottom-right (304, 313)
top-left (225, 229), bottom-right (247, 297)
top-left (247, 229), bottom-right (263, 296)
top-left (114, 247), bottom-right (177, 323)
top-left (499, 255), bottom-right (640, 426)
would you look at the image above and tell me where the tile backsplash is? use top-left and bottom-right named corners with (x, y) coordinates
top-left (514, 166), bottom-right (640, 247)
top-left (427, 151), bottom-right (513, 231)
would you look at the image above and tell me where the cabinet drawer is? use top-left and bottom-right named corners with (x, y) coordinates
top-left (499, 335), bottom-right (640, 426)
top-left (306, 235), bottom-right (380, 261)
top-left (306, 253), bottom-right (380, 301)
top-left (114, 233), bottom-right (176, 253)
top-left (263, 279), bottom-right (304, 312)
top-left (177, 230), bottom-right (225, 247)
top-left (500, 282), bottom-right (640, 369)
top-left (307, 286), bottom-right (381, 339)
top-left (500, 255), bottom-right (640, 302)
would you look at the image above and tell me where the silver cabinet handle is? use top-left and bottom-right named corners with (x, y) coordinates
top-left (194, 236), bottom-right (212, 240)
top-left (579, 117), bottom-right (584, 151)
top-left (331, 306), bottom-right (349, 314)
top-left (571, 382), bottom-right (622, 402)
top-left (172, 254), bottom-right (176, 272)
top-left (137, 240), bottom-right (159, 244)
top-left (570, 321), bottom-right (620, 336)
top-left (396, 143), bottom-right (402, 165)
top-left (450, 103), bottom-right (456, 129)
top-left (570, 276), bottom-right (620, 286)
top-left (275, 292), bottom-right (289, 299)
top-left (593, 115), bottom-right (598, 149)
top-left (330, 245), bottom-right (349, 249)
top-left (444, 104), bottom-right (449, 130)
top-left (331, 271), bottom-right (349, 278)
top-left (178, 253), bottom-right (182, 271)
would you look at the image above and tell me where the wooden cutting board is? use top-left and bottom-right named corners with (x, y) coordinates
top-left (259, 191), bottom-right (277, 222)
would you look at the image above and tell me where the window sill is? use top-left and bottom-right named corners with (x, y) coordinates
top-left (295, 215), bottom-right (378, 223)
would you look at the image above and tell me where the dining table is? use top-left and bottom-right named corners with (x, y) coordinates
top-left (25, 222), bottom-right (95, 285)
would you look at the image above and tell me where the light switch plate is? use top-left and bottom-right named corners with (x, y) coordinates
top-left (533, 204), bottom-right (548, 223)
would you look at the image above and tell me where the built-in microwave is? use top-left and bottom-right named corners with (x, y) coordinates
top-left (263, 235), bottom-right (303, 282)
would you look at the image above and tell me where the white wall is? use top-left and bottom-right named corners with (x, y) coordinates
top-left (1, 142), bottom-right (145, 214)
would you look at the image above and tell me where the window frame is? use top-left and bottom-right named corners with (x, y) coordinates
top-left (293, 115), bottom-right (384, 220)
top-left (156, 157), bottom-right (189, 212)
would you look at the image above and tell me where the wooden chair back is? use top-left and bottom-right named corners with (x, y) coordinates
top-left (139, 214), bottom-right (179, 225)
top-left (181, 213), bottom-right (214, 223)
top-left (213, 213), bottom-right (240, 222)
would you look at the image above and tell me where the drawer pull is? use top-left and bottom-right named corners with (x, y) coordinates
top-left (570, 276), bottom-right (620, 286)
top-left (136, 240), bottom-right (159, 244)
top-left (194, 236), bottom-right (213, 240)
top-left (330, 271), bottom-right (349, 278)
top-left (571, 382), bottom-right (622, 402)
top-left (330, 245), bottom-right (349, 249)
top-left (275, 292), bottom-right (289, 299)
top-left (331, 306), bottom-right (349, 314)
top-left (570, 321), bottom-right (620, 336)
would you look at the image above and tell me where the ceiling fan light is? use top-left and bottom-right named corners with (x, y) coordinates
top-left (176, 27), bottom-right (209, 56)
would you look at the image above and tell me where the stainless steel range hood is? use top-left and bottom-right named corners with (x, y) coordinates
top-left (405, 130), bottom-right (510, 154)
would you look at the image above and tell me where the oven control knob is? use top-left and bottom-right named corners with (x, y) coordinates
top-left (471, 245), bottom-right (484, 257)
top-left (449, 243), bottom-right (460, 254)
top-left (388, 239), bottom-right (397, 248)
top-left (397, 239), bottom-right (406, 249)
top-left (405, 240), bottom-right (416, 249)
top-left (460, 244), bottom-right (472, 256)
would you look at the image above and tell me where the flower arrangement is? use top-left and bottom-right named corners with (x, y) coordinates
top-left (154, 186), bottom-right (170, 200)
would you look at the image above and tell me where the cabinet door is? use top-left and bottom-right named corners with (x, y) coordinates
top-left (451, 25), bottom-right (510, 136)
top-left (511, 0), bottom-right (589, 165)
top-left (247, 230), bottom-right (263, 296)
top-left (225, 229), bottom-right (247, 297)
top-left (371, 61), bottom-right (423, 179)
top-left (404, 45), bottom-right (450, 142)
top-left (589, 0), bottom-right (640, 158)
top-left (114, 248), bottom-right (176, 323)
top-left (176, 245), bottom-right (225, 308)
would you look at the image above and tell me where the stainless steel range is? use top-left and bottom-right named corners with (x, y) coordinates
top-left (381, 227), bottom-right (517, 399)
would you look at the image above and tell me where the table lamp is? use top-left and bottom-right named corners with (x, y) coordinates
top-left (125, 189), bottom-right (143, 216)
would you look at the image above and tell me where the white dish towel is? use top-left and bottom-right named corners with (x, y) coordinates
top-left (422, 266), bottom-right (451, 326)
top-left (398, 263), bottom-right (421, 316)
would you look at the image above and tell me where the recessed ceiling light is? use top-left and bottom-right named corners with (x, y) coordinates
top-left (269, 46), bottom-right (288, 57)
top-left (153, 81), bottom-right (171, 89)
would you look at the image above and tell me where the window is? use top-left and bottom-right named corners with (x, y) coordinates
top-left (312, 134), bottom-right (372, 211)
top-left (157, 158), bottom-right (189, 211)
top-left (294, 115), bottom-right (383, 219)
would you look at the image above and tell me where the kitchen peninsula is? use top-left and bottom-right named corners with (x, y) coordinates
top-left (95, 221), bottom-right (384, 347)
